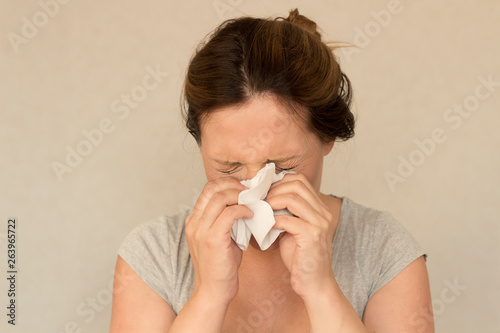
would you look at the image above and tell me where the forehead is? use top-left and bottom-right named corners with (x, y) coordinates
top-left (200, 96), bottom-right (315, 161)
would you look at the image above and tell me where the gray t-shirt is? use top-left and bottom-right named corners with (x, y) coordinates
top-left (117, 196), bottom-right (426, 319)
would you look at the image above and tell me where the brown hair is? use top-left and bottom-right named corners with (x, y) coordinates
top-left (183, 8), bottom-right (355, 145)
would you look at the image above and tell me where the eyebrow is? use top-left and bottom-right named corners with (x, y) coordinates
top-left (213, 159), bottom-right (241, 166)
top-left (267, 155), bottom-right (302, 164)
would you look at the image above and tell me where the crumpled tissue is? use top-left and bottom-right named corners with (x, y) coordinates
top-left (231, 163), bottom-right (293, 250)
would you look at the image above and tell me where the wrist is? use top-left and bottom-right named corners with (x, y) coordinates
top-left (191, 285), bottom-right (235, 310)
top-left (183, 289), bottom-right (231, 326)
top-left (301, 273), bottom-right (341, 307)
top-left (302, 276), bottom-right (367, 333)
top-left (172, 287), bottom-right (233, 332)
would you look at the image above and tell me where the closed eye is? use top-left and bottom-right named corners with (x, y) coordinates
top-left (276, 166), bottom-right (296, 172)
top-left (217, 167), bottom-right (240, 174)
top-left (213, 160), bottom-right (241, 174)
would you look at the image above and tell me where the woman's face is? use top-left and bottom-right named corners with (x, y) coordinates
top-left (200, 95), bottom-right (334, 191)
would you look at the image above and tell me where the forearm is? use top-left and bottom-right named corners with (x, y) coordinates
top-left (168, 290), bottom-right (228, 333)
top-left (304, 279), bottom-right (368, 333)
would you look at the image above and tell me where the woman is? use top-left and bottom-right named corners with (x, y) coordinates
top-left (110, 9), bottom-right (434, 333)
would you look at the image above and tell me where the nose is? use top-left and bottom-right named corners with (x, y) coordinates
top-left (242, 164), bottom-right (268, 181)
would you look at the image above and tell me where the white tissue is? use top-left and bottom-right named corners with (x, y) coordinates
top-left (231, 163), bottom-right (293, 250)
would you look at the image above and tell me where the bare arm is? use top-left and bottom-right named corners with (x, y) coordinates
top-left (110, 177), bottom-right (252, 333)
top-left (109, 255), bottom-right (175, 333)
top-left (267, 174), bottom-right (434, 332)
top-left (301, 256), bottom-right (433, 333)
top-left (109, 256), bottom-right (231, 333)
top-left (363, 256), bottom-right (434, 333)
top-left (302, 256), bottom-right (434, 332)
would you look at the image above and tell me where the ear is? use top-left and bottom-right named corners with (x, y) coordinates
top-left (323, 140), bottom-right (334, 156)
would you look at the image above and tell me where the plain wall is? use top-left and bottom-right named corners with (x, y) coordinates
top-left (1, 0), bottom-right (499, 332)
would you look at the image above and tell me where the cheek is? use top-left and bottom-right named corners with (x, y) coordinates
top-left (204, 167), bottom-right (221, 182)
top-left (204, 166), bottom-right (240, 183)
top-left (303, 170), bottom-right (321, 191)
top-left (201, 150), bottom-right (220, 182)
top-left (300, 161), bottom-right (324, 191)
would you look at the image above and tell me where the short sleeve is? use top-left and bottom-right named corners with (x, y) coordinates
top-left (117, 216), bottom-right (174, 307)
top-left (366, 211), bottom-right (426, 298)
top-left (116, 211), bottom-right (195, 314)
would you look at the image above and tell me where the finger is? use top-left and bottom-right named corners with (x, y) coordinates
top-left (266, 192), bottom-right (327, 227)
top-left (209, 204), bottom-right (254, 239)
top-left (273, 215), bottom-right (312, 239)
top-left (189, 177), bottom-right (247, 222)
top-left (267, 174), bottom-right (325, 214)
top-left (274, 214), bottom-right (331, 251)
top-left (270, 173), bottom-right (317, 197)
top-left (275, 214), bottom-right (333, 257)
top-left (197, 188), bottom-right (244, 233)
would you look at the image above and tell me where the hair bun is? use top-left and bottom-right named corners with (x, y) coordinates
top-left (285, 8), bottom-right (321, 39)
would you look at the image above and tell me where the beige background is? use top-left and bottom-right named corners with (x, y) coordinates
top-left (1, 0), bottom-right (499, 332)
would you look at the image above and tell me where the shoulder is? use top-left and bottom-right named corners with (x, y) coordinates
top-left (117, 210), bottom-right (194, 313)
top-left (118, 212), bottom-right (189, 267)
top-left (337, 197), bottom-right (418, 243)
top-left (119, 211), bottom-right (189, 252)
top-left (339, 196), bottom-right (426, 281)
top-left (332, 196), bottom-right (426, 317)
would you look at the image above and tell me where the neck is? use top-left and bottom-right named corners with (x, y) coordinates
top-left (239, 236), bottom-right (288, 280)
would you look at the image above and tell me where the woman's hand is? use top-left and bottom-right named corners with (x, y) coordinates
top-left (265, 173), bottom-right (336, 301)
top-left (185, 177), bottom-right (253, 305)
